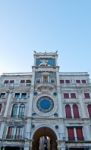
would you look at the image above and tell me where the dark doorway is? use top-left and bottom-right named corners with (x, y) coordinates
top-left (32, 127), bottom-right (57, 150)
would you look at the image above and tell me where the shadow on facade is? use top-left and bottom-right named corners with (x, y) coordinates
top-left (68, 148), bottom-right (88, 150)
top-left (2, 147), bottom-right (23, 150)
top-left (32, 127), bottom-right (57, 150)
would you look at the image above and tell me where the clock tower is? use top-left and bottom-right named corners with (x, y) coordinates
top-left (30, 51), bottom-right (65, 150)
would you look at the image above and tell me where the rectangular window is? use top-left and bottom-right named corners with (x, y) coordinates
top-left (15, 93), bottom-right (20, 99)
top-left (36, 79), bottom-right (40, 83)
top-left (65, 80), bottom-right (70, 84)
top-left (64, 93), bottom-right (69, 99)
top-left (7, 126), bottom-right (23, 139)
top-left (4, 80), bottom-right (9, 84)
top-left (82, 80), bottom-right (86, 84)
top-left (0, 93), bottom-right (6, 98)
top-left (21, 93), bottom-right (27, 99)
top-left (71, 93), bottom-right (76, 99)
top-left (15, 126), bottom-right (23, 139)
top-left (76, 80), bottom-right (80, 83)
top-left (67, 127), bottom-right (75, 141)
top-left (51, 80), bottom-right (55, 83)
top-left (6, 126), bottom-right (14, 139)
top-left (84, 93), bottom-right (90, 99)
top-left (20, 80), bottom-right (25, 83)
top-left (76, 127), bottom-right (84, 140)
top-left (60, 80), bottom-right (64, 84)
top-left (10, 80), bottom-right (14, 84)
top-left (26, 80), bottom-right (31, 83)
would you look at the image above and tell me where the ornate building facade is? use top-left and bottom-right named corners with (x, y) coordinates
top-left (0, 51), bottom-right (91, 150)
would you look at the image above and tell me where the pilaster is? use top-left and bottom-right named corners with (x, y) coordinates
top-left (25, 68), bottom-right (35, 140)
top-left (83, 122), bottom-right (91, 141)
top-left (4, 91), bottom-right (12, 117)
top-left (78, 90), bottom-right (87, 118)
top-left (56, 68), bottom-right (63, 118)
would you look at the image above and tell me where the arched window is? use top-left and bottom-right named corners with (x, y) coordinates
top-left (87, 105), bottom-right (91, 118)
top-left (0, 104), bottom-right (2, 113)
top-left (19, 104), bottom-right (25, 118)
top-left (73, 104), bottom-right (79, 118)
top-left (11, 104), bottom-right (18, 117)
top-left (65, 105), bottom-right (72, 118)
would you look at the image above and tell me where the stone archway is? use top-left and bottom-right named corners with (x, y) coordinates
top-left (32, 127), bottom-right (57, 150)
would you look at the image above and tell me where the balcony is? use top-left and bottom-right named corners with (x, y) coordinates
top-left (36, 81), bottom-right (56, 90)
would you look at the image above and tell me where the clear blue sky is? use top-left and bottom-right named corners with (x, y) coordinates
top-left (0, 0), bottom-right (91, 76)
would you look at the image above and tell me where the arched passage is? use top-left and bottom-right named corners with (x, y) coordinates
top-left (32, 127), bottom-right (57, 150)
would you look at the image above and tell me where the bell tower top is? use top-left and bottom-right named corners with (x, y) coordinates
top-left (34, 51), bottom-right (58, 67)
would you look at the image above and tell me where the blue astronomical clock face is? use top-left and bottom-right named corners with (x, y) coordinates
top-left (37, 97), bottom-right (54, 113)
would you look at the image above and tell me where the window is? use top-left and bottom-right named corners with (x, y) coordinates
top-left (67, 127), bottom-right (75, 141)
top-left (10, 80), bottom-right (14, 84)
top-left (67, 127), bottom-right (84, 141)
top-left (82, 80), bottom-right (86, 84)
top-left (65, 105), bottom-right (72, 118)
top-left (84, 93), bottom-right (90, 99)
top-left (87, 105), bottom-right (91, 118)
top-left (36, 79), bottom-right (40, 83)
top-left (6, 126), bottom-right (14, 139)
top-left (64, 93), bottom-right (69, 99)
top-left (60, 80), bottom-right (64, 84)
top-left (15, 126), bottom-right (23, 139)
top-left (21, 93), bottom-right (27, 99)
top-left (0, 104), bottom-right (2, 112)
top-left (26, 80), bottom-right (31, 83)
top-left (11, 104), bottom-right (18, 117)
top-left (76, 127), bottom-right (84, 140)
top-left (26, 80), bottom-right (31, 86)
top-left (0, 93), bottom-right (6, 98)
top-left (76, 80), bottom-right (80, 84)
top-left (7, 126), bottom-right (23, 139)
top-left (19, 104), bottom-right (25, 118)
top-left (73, 104), bottom-right (79, 118)
top-left (65, 80), bottom-right (70, 84)
top-left (15, 93), bottom-right (20, 99)
top-left (20, 80), bottom-right (25, 83)
top-left (4, 80), bottom-right (9, 84)
top-left (51, 80), bottom-right (55, 83)
top-left (71, 93), bottom-right (76, 99)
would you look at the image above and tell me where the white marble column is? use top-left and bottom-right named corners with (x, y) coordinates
top-left (56, 68), bottom-right (63, 118)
